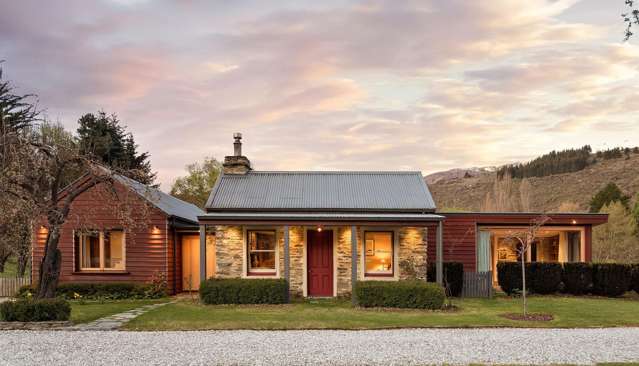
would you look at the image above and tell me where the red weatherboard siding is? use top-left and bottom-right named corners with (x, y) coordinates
top-left (31, 181), bottom-right (177, 293)
top-left (426, 219), bottom-right (477, 273)
top-left (427, 213), bottom-right (606, 273)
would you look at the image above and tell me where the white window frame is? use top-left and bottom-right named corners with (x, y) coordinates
top-left (360, 227), bottom-right (399, 281)
top-left (243, 228), bottom-right (279, 278)
top-left (76, 229), bottom-right (126, 272)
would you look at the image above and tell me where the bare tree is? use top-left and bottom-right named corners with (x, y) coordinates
top-left (519, 178), bottom-right (532, 212)
top-left (1, 67), bottom-right (153, 298)
top-left (3, 131), bottom-right (153, 298)
top-left (482, 173), bottom-right (517, 212)
top-left (504, 215), bottom-right (551, 316)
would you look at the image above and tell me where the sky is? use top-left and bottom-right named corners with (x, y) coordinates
top-left (1, 0), bottom-right (638, 190)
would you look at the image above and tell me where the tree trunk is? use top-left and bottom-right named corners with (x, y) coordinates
top-left (0, 252), bottom-right (10, 273)
top-left (521, 252), bottom-right (527, 316)
top-left (16, 252), bottom-right (29, 278)
top-left (36, 226), bottom-right (62, 299)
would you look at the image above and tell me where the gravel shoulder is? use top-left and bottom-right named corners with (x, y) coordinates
top-left (1, 328), bottom-right (639, 365)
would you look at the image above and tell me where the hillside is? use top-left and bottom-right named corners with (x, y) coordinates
top-left (427, 153), bottom-right (639, 212)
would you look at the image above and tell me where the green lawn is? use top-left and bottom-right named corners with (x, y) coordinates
top-left (123, 294), bottom-right (639, 331)
top-left (71, 299), bottom-right (168, 324)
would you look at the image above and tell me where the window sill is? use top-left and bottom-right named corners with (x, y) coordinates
top-left (364, 273), bottom-right (394, 277)
top-left (72, 271), bottom-right (130, 275)
top-left (247, 272), bottom-right (277, 277)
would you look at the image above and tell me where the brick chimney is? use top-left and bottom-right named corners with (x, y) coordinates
top-left (222, 133), bottom-right (252, 175)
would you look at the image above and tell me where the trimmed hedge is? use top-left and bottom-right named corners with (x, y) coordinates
top-left (355, 280), bottom-right (445, 309)
top-left (562, 262), bottom-right (593, 295)
top-left (633, 264), bottom-right (639, 294)
top-left (592, 263), bottom-right (631, 297)
top-left (498, 261), bottom-right (634, 297)
top-left (497, 262), bottom-right (562, 295)
top-left (427, 262), bottom-right (464, 297)
top-left (497, 261), bottom-right (524, 295)
top-left (200, 278), bottom-right (289, 305)
top-left (528, 262), bottom-right (562, 294)
top-left (0, 299), bottom-right (71, 322)
top-left (16, 282), bottom-right (166, 300)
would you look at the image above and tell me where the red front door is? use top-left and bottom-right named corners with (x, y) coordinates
top-left (307, 230), bottom-right (333, 297)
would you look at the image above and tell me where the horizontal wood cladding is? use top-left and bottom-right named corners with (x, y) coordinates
top-left (428, 213), bottom-right (602, 274)
top-left (426, 220), bottom-right (477, 273)
top-left (32, 181), bottom-right (170, 288)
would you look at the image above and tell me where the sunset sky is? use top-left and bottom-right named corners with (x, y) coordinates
top-left (1, 0), bottom-right (638, 189)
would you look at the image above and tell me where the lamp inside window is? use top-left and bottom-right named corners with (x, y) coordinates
top-left (364, 231), bottom-right (393, 276)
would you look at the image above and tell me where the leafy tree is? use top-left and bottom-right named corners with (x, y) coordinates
top-left (0, 65), bottom-right (39, 276)
top-left (589, 183), bottom-right (630, 213)
top-left (624, 0), bottom-right (639, 40)
top-left (593, 201), bottom-right (639, 263)
top-left (170, 157), bottom-right (222, 208)
top-left (633, 193), bottom-right (639, 227)
top-left (77, 111), bottom-right (156, 185)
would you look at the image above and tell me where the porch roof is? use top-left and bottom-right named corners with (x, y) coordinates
top-left (198, 211), bottom-right (444, 225)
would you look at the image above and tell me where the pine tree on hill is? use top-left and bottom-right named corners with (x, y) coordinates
top-left (589, 182), bottom-right (630, 213)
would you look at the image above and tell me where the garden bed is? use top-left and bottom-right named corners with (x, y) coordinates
top-left (499, 313), bottom-right (554, 321)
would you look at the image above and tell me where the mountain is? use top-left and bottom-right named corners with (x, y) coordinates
top-left (427, 152), bottom-right (639, 212)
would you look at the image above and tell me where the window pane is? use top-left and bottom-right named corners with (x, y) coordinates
top-left (104, 231), bottom-right (125, 270)
top-left (249, 252), bottom-right (276, 269)
top-left (81, 232), bottom-right (100, 269)
top-left (365, 232), bottom-right (393, 275)
top-left (249, 231), bottom-right (276, 250)
top-left (248, 230), bottom-right (276, 272)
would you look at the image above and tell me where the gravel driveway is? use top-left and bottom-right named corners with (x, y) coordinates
top-left (1, 328), bottom-right (638, 365)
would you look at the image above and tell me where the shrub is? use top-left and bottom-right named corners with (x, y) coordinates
top-left (497, 261), bottom-right (523, 295)
top-left (0, 299), bottom-right (71, 322)
top-left (592, 263), bottom-right (631, 297)
top-left (632, 264), bottom-right (639, 294)
top-left (562, 263), bottom-right (593, 295)
top-left (355, 280), bottom-right (445, 309)
top-left (15, 285), bottom-right (35, 299)
top-left (527, 262), bottom-right (562, 294)
top-left (200, 278), bottom-right (288, 305)
top-left (498, 261), bottom-right (564, 295)
top-left (15, 283), bottom-right (166, 300)
top-left (426, 262), bottom-right (464, 297)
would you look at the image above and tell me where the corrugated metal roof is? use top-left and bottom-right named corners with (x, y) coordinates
top-left (206, 171), bottom-right (436, 212)
top-left (116, 175), bottom-right (204, 224)
top-left (199, 212), bottom-right (444, 221)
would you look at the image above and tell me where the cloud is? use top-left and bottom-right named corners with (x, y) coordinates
top-left (1, 0), bottom-right (638, 189)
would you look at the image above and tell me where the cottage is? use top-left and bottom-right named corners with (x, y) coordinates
top-left (32, 134), bottom-right (608, 296)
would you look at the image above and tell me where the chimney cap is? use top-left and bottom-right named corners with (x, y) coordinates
top-left (233, 132), bottom-right (242, 140)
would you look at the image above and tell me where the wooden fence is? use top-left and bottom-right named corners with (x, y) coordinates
top-left (0, 277), bottom-right (30, 297)
top-left (461, 271), bottom-right (493, 298)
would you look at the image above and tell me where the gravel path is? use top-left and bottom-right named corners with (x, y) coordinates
top-left (1, 328), bottom-right (638, 365)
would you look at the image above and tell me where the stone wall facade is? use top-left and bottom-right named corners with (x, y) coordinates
top-left (214, 225), bottom-right (244, 278)
top-left (211, 225), bottom-right (428, 297)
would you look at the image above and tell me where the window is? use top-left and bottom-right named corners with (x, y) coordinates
top-left (364, 231), bottom-right (394, 276)
top-left (74, 230), bottom-right (125, 271)
top-left (247, 230), bottom-right (276, 275)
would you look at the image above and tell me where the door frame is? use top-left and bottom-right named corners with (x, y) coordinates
top-left (302, 227), bottom-right (337, 297)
